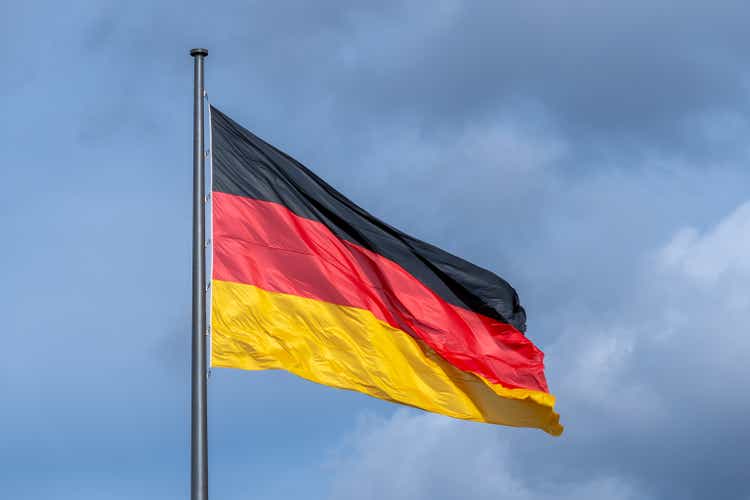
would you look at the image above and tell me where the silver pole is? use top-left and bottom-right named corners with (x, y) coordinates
top-left (189, 47), bottom-right (208, 500)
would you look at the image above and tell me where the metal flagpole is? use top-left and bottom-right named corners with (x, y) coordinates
top-left (190, 47), bottom-right (209, 500)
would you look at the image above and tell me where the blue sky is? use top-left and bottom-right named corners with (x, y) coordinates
top-left (3, 1), bottom-right (750, 499)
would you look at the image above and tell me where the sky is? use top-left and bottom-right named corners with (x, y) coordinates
top-left (2, 1), bottom-right (749, 499)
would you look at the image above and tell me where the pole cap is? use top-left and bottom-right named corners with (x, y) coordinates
top-left (190, 48), bottom-right (208, 57)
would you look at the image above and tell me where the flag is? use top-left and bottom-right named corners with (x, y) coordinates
top-left (209, 106), bottom-right (562, 435)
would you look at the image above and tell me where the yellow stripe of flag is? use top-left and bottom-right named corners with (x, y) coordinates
top-left (211, 279), bottom-right (562, 435)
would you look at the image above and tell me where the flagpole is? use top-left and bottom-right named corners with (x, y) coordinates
top-left (190, 47), bottom-right (209, 500)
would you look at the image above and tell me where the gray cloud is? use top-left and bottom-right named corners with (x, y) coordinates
top-left (4, 1), bottom-right (750, 499)
top-left (61, 1), bottom-right (750, 155)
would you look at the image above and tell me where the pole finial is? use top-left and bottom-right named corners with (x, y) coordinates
top-left (190, 48), bottom-right (208, 57)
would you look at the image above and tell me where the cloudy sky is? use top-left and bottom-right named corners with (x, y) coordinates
top-left (3, 1), bottom-right (749, 499)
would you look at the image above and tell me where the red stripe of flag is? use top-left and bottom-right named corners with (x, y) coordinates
top-left (213, 191), bottom-right (549, 393)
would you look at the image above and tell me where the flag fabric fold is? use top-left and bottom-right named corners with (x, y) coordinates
top-left (209, 106), bottom-right (562, 435)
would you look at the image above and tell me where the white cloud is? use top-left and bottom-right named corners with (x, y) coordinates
top-left (328, 411), bottom-right (644, 500)
top-left (327, 199), bottom-right (750, 500)
top-left (657, 201), bottom-right (750, 285)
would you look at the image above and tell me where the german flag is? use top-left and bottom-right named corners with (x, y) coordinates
top-left (209, 106), bottom-right (562, 435)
